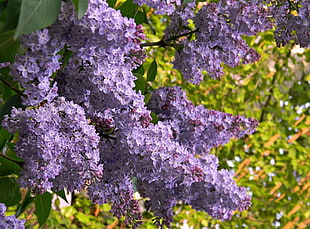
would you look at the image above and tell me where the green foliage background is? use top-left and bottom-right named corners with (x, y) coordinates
top-left (0, 0), bottom-right (309, 228)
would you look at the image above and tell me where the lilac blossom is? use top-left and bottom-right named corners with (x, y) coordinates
top-left (147, 86), bottom-right (258, 155)
top-left (170, 0), bottom-right (272, 84)
top-left (164, 2), bottom-right (195, 39)
top-left (0, 203), bottom-right (25, 229)
top-left (268, 0), bottom-right (310, 47)
top-left (87, 100), bottom-right (253, 225)
top-left (10, 29), bottom-right (64, 106)
top-left (2, 97), bottom-right (102, 194)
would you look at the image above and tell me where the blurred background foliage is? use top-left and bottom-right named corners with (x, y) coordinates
top-left (0, 0), bottom-right (309, 228)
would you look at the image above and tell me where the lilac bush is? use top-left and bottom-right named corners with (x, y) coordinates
top-left (2, 0), bottom-right (309, 227)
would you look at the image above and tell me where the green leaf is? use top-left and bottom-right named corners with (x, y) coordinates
top-left (118, 0), bottom-right (138, 19)
top-left (134, 10), bottom-right (147, 25)
top-left (72, 0), bottom-right (88, 19)
top-left (75, 212), bottom-right (91, 224)
top-left (35, 192), bottom-right (53, 228)
top-left (16, 190), bottom-right (34, 217)
top-left (144, 93), bottom-right (152, 103)
top-left (14, 0), bottom-right (61, 39)
top-left (147, 60), bottom-right (157, 82)
top-left (132, 64), bottom-right (145, 75)
top-left (142, 211), bottom-right (154, 219)
top-left (0, 127), bottom-right (11, 150)
top-left (53, 189), bottom-right (68, 203)
top-left (133, 72), bottom-right (145, 94)
top-left (0, 0), bottom-right (21, 32)
top-left (0, 30), bottom-right (20, 62)
top-left (0, 177), bottom-right (21, 206)
top-left (150, 112), bottom-right (158, 124)
top-left (0, 152), bottom-right (22, 176)
top-left (107, 0), bottom-right (117, 8)
top-left (61, 206), bottom-right (77, 218)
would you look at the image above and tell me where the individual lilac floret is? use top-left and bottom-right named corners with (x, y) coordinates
top-left (0, 203), bottom-right (25, 229)
top-left (2, 97), bottom-right (102, 194)
top-left (147, 86), bottom-right (258, 155)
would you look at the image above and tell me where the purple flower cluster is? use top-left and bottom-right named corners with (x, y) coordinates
top-left (164, 2), bottom-right (195, 39)
top-left (2, 0), bottom-right (261, 226)
top-left (10, 29), bottom-right (64, 106)
top-left (2, 97), bottom-right (102, 194)
top-left (147, 86), bottom-right (258, 155)
top-left (126, 120), bottom-right (252, 224)
top-left (268, 0), bottom-right (310, 47)
top-left (89, 177), bottom-right (142, 227)
top-left (0, 203), bottom-right (25, 229)
top-left (133, 0), bottom-right (182, 15)
top-left (86, 85), bottom-right (256, 225)
top-left (169, 0), bottom-right (272, 84)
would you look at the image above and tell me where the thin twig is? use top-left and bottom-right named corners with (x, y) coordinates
top-left (140, 29), bottom-right (199, 48)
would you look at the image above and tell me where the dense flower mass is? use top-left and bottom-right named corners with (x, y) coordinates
top-left (147, 87), bottom-right (258, 155)
top-left (5, 0), bottom-right (310, 227)
top-left (169, 0), bottom-right (272, 84)
top-left (0, 203), bottom-right (25, 229)
top-left (10, 29), bottom-right (64, 105)
top-left (2, 97), bottom-right (102, 194)
top-left (268, 0), bottom-right (310, 47)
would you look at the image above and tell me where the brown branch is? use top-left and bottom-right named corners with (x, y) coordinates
top-left (140, 29), bottom-right (198, 48)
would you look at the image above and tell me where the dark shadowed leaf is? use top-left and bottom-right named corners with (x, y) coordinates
top-left (0, 177), bottom-right (21, 206)
top-left (0, 0), bottom-right (21, 32)
top-left (147, 60), bottom-right (157, 82)
top-left (35, 192), bottom-right (53, 227)
top-left (133, 72), bottom-right (145, 94)
top-left (107, 0), bottom-right (117, 8)
top-left (15, 190), bottom-right (34, 217)
top-left (54, 189), bottom-right (68, 203)
top-left (0, 153), bottom-right (22, 176)
top-left (0, 30), bottom-right (20, 62)
top-left (118, 0), bottom-right (138, 19)
top-left (72, 0), bottom-right (88, 19)
top-left (14, 0), bottom-right (61, 39)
